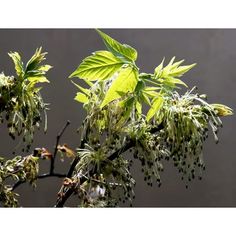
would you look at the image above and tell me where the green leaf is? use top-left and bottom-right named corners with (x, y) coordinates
top-left (8, 52), bottom-right (24, 77)
top-left (71, 80), bottom-right (90, 95)
top-left (155, 57), bottom-right (196, 80)
top-left (96, 29), bottom-right (137, 62)
top-left (69, 51), bottom-right (125, 81)
top-left (146, 96), bottom-right (164, 121)
top-left (37, 65), bottom-right (52, 73)
top-left (140, 93), bottom-right (152, 106)
top-left (211, 104), bottom-right (233, 116)
top-left (164, 76), bottom-right (188, 87)
top-left (135, 101), bottom-right (142, 115)
top-left (154, 58), bottom-right (165, 77)
top-left (74, 92), bottom-right (89, 104)
top-left (83, 78), bottom-right (94, 87)
top-left (169, 64), bottom-right (196, 77)
top-left (134, 80), bottom-right (145, 94)
top-left (25, 47), bottom-right (47, 72)
top-left (100, 67), bottom-right (138, 108)
top-left (143, 89), bottom-right (160, 98)
top-left (27, 76), bottom-right (50, 85)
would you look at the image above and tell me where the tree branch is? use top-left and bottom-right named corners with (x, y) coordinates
top-left (12, 172), bottom-right (66, 191)
top-left (12, 120), bottom-right (71, 192)
top-left (55, 122), bottom-right (164, 207)
top-left (50, 120), bottom-right (71, 174)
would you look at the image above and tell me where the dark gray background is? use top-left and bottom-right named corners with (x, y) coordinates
top-left (0, 29), bottom-right (235, 207)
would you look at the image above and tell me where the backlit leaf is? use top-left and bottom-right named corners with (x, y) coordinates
top-left (69, 51), bottom-right (125, 81)
top-left (27, 76), bottom-right (49, 84)
top-left (100, 67), bottom-right (138, 108)
top-left (146, 96), bottom-right (164, 121)
top-left (25, 47), bottom-right (47, 72)
top-left (71, 80), bottom-right (90, 95)
top-left (96, 29), bottom-right (137, 62)
top-left (75, 92), bottom-right (89, 104)
top-left (8, 52), bottom-right (24, 77)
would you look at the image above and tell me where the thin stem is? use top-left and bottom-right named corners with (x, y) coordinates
top-left (50, 120), bottom-right (71, 174)
top-left (12, 172), bottom-right (66, 191)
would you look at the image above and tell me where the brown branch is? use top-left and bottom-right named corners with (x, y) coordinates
top-left (12, 120), bottom-right (71, 192)
top-left (50, 120), bottom-right (71, 174)
top-left (12, 172), bottom-right (66, 191)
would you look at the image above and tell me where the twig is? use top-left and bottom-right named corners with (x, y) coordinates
top-left (55, 122), bottom-right (164, 207)
top-left (67, 130), bottom-right (87, 178)
top-left (12, 120), bottom-right (71, 192)
top-left (50, 120), bottom-right (71, 174)
top-left (12, 172), bottom-right (66, 191)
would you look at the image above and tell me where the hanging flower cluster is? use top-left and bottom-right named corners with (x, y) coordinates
top-left (0, 48), bottom-right (51, 151)
top-left (0, 154), bottom-right (39, 207)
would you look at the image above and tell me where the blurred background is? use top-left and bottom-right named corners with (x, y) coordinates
top-left (0, 29), bottom-right (235, 207)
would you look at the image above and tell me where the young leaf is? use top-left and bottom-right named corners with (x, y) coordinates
top-left (69, 51), bottom-right (125, 81)
top-left (169, 64), bottom-right (196, 77)
top-left (25, 47), bottom-right (47, 72)
top-left (96, 29), bottom-right (138, 62)
top-left (140, 92), bottom-right (152, 106)
top-left (155, 57), bottom-right (196, 80)
top-left (27, 76), bottom-right (50, 85)
top-left (135, 101), bottom-right (142, 115)
top-left (146, 96), bottom-right (164, 121)
top-left (75, 92), bottom-right (89, 104)
top-left (154, 58), bottom-right (165, 78)
top-left (164, 77), bottom-right (188, 87)
top-left (211, 104), bottom-right (233, 116)
top-left (100, 67), bottom-right (138, 108)
top-left (37, 65), bottom-right (53, 73)
top-left (71, 80), bottom-right (90, 95)
top-left (8, 52), bottom-right (24, 77)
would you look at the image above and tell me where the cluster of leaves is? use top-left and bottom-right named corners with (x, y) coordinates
top-left (0, 155), bottom-right (39, 207)
top-left (66, 30), bottom-right (233, 207)
top-left (0, 48), bottom-right (51, 151)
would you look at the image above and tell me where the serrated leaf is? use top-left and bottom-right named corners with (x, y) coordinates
top-left (100, 67), bottom-right (138, 108)
top-left (146, 96), bottom-right (164, 121)
top-left (75, 92), bottom-right (89, 104)
top-left (8, 52), bottom-right (24, 77)
top-left (96, 29), bottom-right (137, 62)
top-left (70, 51), bottom-right (125, 81)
